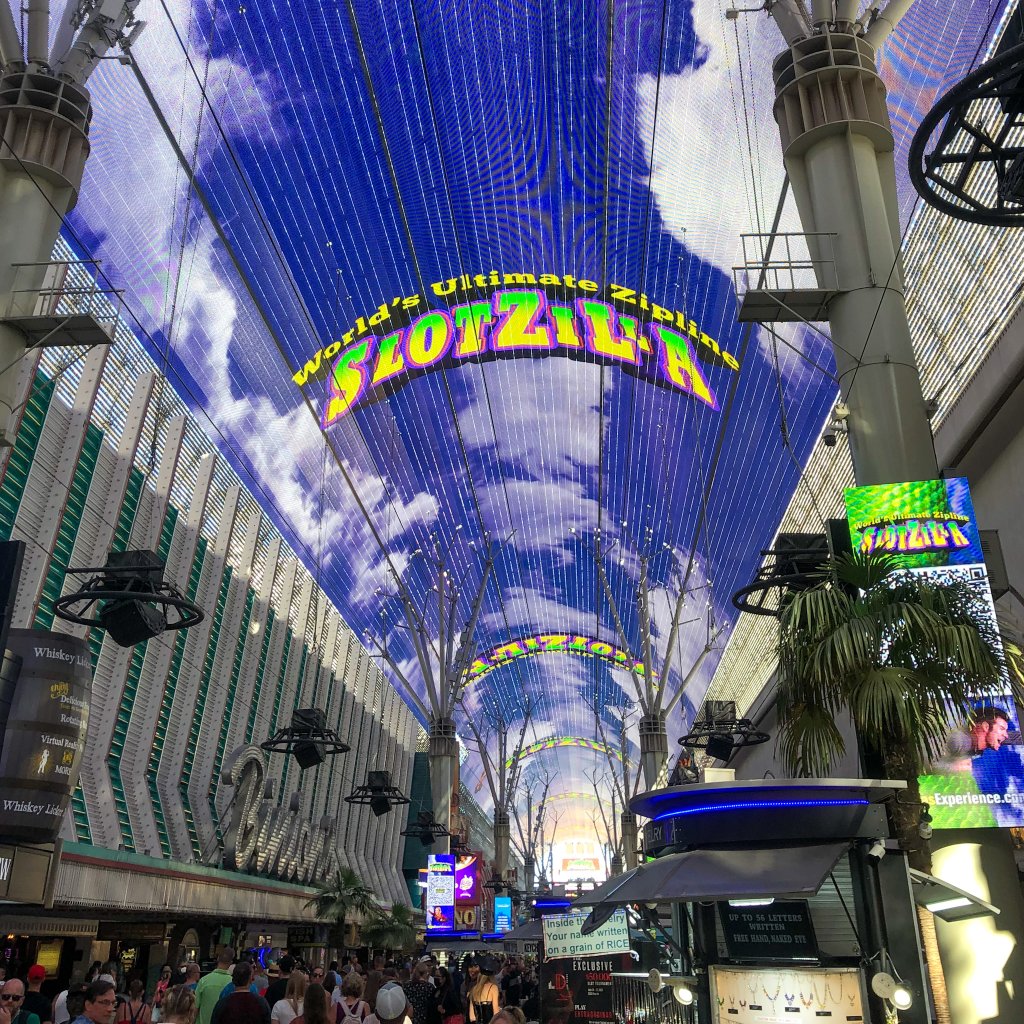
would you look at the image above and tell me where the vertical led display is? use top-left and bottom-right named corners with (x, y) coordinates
top-left (494, 896), bottom-right (513, 933)
top-left (844, 478), bottom-right (1022, 829)
top-left (426, 853), bottom-right (456, 931)
top-left (455, 852), bottom-right (481, 905)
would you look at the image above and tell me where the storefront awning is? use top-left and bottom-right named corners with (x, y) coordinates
top-left (572, 843), bottom-right (849, 906)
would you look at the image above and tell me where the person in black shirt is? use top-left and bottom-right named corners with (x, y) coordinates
top-left (23, 969), bottom-right (51, 1024)
top-left (263, 960), bottom-right (294, 1011)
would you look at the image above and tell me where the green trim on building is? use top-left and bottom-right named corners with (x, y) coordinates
top-left (245, 608), bottom-right (275, 744)
top-left (108, 644), bottom-right (146, 850)
top-left (180, 565), bottom-right (233, 859)
top-left (148, 535), bottom-right (206, 857)
top-left (35, 422), bottom-right (103, 629)
top-left (104, 502), bottom-right (179, 849)
top-left (269, 627), bottom-right (292, 740)
top-left (112, 467), bottom-right (145, 553)
top-left (0, 373), bottom-right (55, 539)
top-left (279, 642), bottom-right (309, 795)
top-left (210, 584), bottom-right (256, 823)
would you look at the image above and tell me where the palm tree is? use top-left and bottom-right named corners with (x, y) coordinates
top-left (775, 552), bottom-right (1005, 869)
top-left (305, 866), bottom-right (379, 950)
top-left (360, 902), bottom-right (418, 953)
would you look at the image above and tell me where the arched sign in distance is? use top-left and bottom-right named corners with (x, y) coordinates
top-left (0, 630), bottom-right (91, 843)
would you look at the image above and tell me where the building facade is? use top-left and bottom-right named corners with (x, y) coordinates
top-left (0, 242), bottom-right (418, 977)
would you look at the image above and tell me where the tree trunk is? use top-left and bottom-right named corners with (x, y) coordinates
top-left (881, 743), bottom-right (932, 873)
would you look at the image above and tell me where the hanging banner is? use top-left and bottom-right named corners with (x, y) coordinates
top-left (0, 630), bottom-right (91, 843)
top-left (426, 853), bottom-right (456, 932)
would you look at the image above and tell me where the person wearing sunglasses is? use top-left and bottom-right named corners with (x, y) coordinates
top-left (1, 979), bottom-right (41, 1024)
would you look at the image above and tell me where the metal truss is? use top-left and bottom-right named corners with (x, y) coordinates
top-left (910, 41), bottom-right (1024, 227)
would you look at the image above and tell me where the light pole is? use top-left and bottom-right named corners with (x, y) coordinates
top-left (749, 0), bottom-right (937, 486)
top-left (0, 0), bottom-right (143, 444)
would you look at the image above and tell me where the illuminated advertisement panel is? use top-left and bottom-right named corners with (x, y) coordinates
top-left (494, 896), bottom-right (513, 933)
top-left (455, 852), bottom-right (482, 906)
top-left (844, 478), bottom-right (984, 568)
top-left (844, 479), bottom-right (1021, 829)
top-left (426, 854), bottom-right (456, 932)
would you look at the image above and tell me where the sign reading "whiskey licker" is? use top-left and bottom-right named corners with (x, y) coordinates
top-left (0, 630), bottom-right (91, 844)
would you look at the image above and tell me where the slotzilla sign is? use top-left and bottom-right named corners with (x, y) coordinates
top-left (219, 745), bottom-right (337, 884)
top-left (0, 630), bottom-right (91, 843)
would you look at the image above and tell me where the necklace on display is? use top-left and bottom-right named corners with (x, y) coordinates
top-left (785, 993), bottom-right (795, 1007)
top-left (810, 981), bottom-right (828, 1009)
top-left (748, 976), bottom-right (760, 999)
top-left (729, 995), bottom-right (736, 1008)
top-left (739, 1000), bottom-right (747, 1009)
top-left (763, 981), bottom-right (782, 1011)
top-left (799, 991), bottom-right (814, 1009)
top-left (717, 997), bottom-right (725, 1008)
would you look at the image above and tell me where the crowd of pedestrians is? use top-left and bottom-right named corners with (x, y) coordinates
top-left (0, 951), bottom-right (539, 1024)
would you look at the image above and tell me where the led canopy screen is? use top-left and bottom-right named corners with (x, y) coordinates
top-left (57, 0), bottom-right (1012, 825)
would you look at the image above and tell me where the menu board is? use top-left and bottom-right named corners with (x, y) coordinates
top-left (710, 966), bottom-right (866, 1024)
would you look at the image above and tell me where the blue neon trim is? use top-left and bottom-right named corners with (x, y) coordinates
top-left (651, 797), bottom-right (869, 823)
top-left (534, 899), bottom-right (572, 908)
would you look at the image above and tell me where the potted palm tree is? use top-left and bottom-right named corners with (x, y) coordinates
top-left (360, 902), bottom-right (418, 954)
top-left (775, 551), bottom-right (1006, 870)
top-left (305, 865), bottom-right (380, 952)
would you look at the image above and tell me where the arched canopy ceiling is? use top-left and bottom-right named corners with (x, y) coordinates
top-left (63, 0), bottom-right (1009, 829)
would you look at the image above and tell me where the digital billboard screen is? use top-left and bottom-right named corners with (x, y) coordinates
top-left (844, 478), bottom-right (1020, 829)
top-left (455, 853), bottom-right (482, 906)
top-left (426, 854), bottom-right (456, 932)
top-left (494, 896), bottom-right (513, 933)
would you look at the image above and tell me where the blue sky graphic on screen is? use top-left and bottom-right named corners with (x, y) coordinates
top-left (50, 0), bottom-right (1012, 833)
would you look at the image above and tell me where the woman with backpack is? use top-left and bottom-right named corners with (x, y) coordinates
top-left (117, 981), bottom-right (151, 1024)
top-left (335, 976), bottom-right (368, 1024)
top-left (270, 973), bottom-right (307, 1024)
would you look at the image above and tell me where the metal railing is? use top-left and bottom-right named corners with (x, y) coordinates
top-left (732, 231), bottom-right (840, 298)
top-left (4, 260), bottom-right (125, 343)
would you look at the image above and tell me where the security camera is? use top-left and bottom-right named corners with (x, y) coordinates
top-left (866, 839), bottom-right (886, 861)
top-left (823, 427), bottom-right (837, 448)
top-left (918, 805), bottom-right (933, 841)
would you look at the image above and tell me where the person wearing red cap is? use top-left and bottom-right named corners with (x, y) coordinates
top-left (24, 970), bottom-right (52, 1024)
